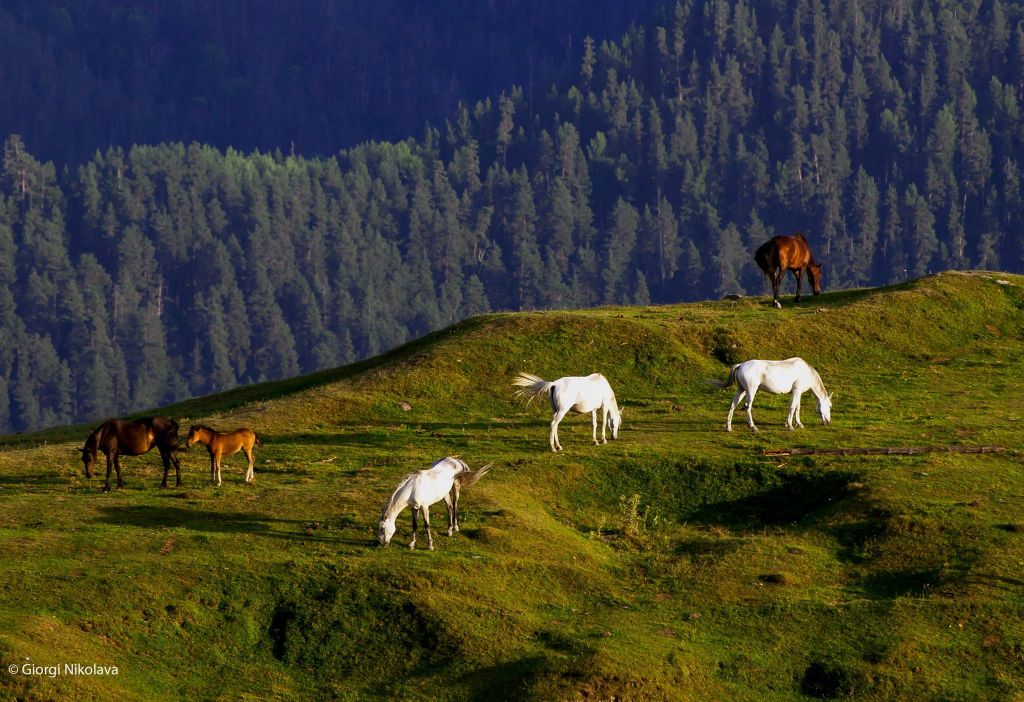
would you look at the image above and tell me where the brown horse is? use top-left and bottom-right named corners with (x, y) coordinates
top-left (80, 417), bottom-right (182, 491)
top-left (754, 233), bottom-right (822, 308)
top-left (185, 425), bottom-right (262, 486)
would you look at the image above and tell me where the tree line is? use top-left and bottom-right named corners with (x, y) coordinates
top-left (3, 0), bottom-right (1024, 432)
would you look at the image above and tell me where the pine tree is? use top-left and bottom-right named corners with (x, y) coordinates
top-left (602, 199), bottom-right (639, 304)
top-left (849, 168), bottom-right (880, 285)
top-left (905, 184), bottom-right (938, 278)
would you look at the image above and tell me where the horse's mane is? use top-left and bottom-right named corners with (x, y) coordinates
top-left (607, 389), bottom-right (621, 416)
top-left (808, 365), bottom-right (828, 396)
top-left (190, 424), bottom-right (217, 433)
top-left (380, 473), bottom-right (417, 521)
top-left (84, 420), bottom-right (114, 452)
top-left (84, 427), bottom-right (100, 452)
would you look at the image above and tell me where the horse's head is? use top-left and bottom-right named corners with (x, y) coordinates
top-left (185, 425), bottom-right (200, 448)
top-left (818, 392), bottom-right (832, 426)
top-left (608, 408), bottom-right (622, 440)
top-left (378, 518), bottom-right (396, 546)
top-left (808, 262), bottom-right (823, 295)
top-left (79, 447), bottom-right (96, 478)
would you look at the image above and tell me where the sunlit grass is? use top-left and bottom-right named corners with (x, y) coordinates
top-left (0, 272), bottom-right (1022, 700)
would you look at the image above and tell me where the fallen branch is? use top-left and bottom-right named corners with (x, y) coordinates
top-left (763, 445), bottom-right (1007, 457)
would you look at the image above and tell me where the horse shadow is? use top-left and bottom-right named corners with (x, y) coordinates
top-left (94, 505), bottom-right (363, 545)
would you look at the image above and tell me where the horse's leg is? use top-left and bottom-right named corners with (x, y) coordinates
top-left (209, 454), bottom-right (217, 484)
top-left (243, 446), bottom-right (255, 482)
top-left (421, 506), bottom-right (434, 551)
top-left (726, 389), bottom-right (746, 431)
top-left (794, 390), bottom-right (805, 428)
top-left (786, 389), bottom-right (799, 430)
top-left (772, 269), bottom-right (783, 308)
top-left (591, 410), bottom-right (599, 445)
top-left (114, 453), bottom-right (124, 488)
top-left (444, 493), bottom-right (455, 536)
top-left (171, 448), bottom-right (182, 487)
top-left (216, 455), bottom-right (222, 487)
top-left (601, 406), bottom-right (607, 444)
top-left (409, 509), bottom-right (418, 549)
top-left (550, 409), bottom-right (569, 451)
top-left (104, 452), bottom-right (114, 492)
top-left (160, 449), bottom-right (171, 488)
top-left (745, 386), bottom-right (759, 432)
top-left (794, 268), bottom-right (803, 303)
top-left (451, 483), bottom-right (461, 533)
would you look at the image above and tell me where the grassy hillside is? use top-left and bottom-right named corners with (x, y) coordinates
top-left (1, 271), bottom-right (1022, 701)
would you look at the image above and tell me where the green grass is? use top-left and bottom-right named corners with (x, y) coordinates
top-left (1, 271), bottom-right (1023, 700)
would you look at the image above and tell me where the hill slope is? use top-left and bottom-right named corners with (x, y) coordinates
top-left (1, 272), bottom-right (1023, 700)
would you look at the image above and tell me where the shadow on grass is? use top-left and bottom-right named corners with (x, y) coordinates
top-left (459, 655), bottom-right (578, 702)
top-left (832, 512), bottom-right (988, 598)
top-left (674, 536), bottom-right (746, 561)
top-left (95, 505), bottom-right (363, 545)
top-left (686, 469), bottom-right (856, 527)
top-left (858, 567), bottom-right (947, 598)
top-left (0, 473), bottom-right (76, 490)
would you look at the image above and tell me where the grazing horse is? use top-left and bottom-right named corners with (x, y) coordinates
top-left (378, 457), bottom-right (492, 550)
top-left (512, 372), bottom-right (622, 452)
top-left (185, 425), bottom-right (262, 486)
top-left (755, 233), bottom-right (822, 308)
top-left (80, 417), bottom-right (182, 491)
top-left (722, 358), bottom-right (832, 432)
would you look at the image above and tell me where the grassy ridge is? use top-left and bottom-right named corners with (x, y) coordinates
top-left (0, 271), bottom-right (1022, 700)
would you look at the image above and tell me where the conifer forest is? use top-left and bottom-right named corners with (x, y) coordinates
top-left (2, 0), bottom-right (1024, 432)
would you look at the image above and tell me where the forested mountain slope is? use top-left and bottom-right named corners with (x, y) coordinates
top-left (0, 0), bottom-right (660, 163)
top-left (3, 0), bottom-right (1024, 432)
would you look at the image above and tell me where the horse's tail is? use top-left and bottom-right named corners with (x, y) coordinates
top-left (254, 433), bottom-right (263, 448)
top-left (512, 372), bottom-right (554, 404)
top-left (709, 363), bottom-right (742, 389)
top-left (455, 464), bottom-right (491, 488)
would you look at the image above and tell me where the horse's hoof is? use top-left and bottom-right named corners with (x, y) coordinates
top-left (447, 529), bottom-right (454, 537)
top-left (751, 427), bottom-right (759, 433)
top-left (773, 301), bottom-right (782, 309)
top-left (428, 544), bottom-right (435, 551)
top-left (725, 426), bottom-right (732, 432)
top-left (408, 542), bottom-right (416, 550)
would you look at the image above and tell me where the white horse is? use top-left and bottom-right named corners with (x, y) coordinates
top-left (378, 457), bottom-right (491, 550)
top-left (723, 358), bottom-right (832, 432)
top-left (512, 372), bottom-right (622, 452)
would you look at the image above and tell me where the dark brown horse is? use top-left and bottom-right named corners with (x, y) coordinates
top-left (185, 425), bottom-right (262, 486)
top-left (755, 233), bottom-right (822, 308)
top-left (79, 417), bottom-right (182, 491)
